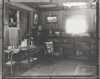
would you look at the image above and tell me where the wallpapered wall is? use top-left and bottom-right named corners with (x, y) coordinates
top-left (40, 8), bottom-right (96, 32)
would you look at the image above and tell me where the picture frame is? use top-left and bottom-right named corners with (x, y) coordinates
top-left (46, 15), bottom-right (57, 23)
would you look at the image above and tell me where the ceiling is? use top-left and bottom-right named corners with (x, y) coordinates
top-left (10, 0), bottom-right (96, 9)
top-left (52, 0), bottom-right (95, 2)
top-left (10, 0), bottom-right (95, 3)
top-left (10, 0), bottom-right (51, 3)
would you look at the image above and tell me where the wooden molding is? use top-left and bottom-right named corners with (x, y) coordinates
top-left (6, 2), bottom-right (34, 12)
top-left (10, 0), bottom-right (50, 3)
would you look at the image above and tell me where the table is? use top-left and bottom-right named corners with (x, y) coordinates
top-left (5, 46), bottom-right (45, 75)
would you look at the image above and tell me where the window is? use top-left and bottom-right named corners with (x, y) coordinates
top-left (65, 15), bottom-right (89, 36)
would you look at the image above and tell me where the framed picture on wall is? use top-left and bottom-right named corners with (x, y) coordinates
top-left (8, 9), bottom-right (17, 27)
top-left (33, 13), bottom-right (38, 25)
top-left (46, 15), bottom-right (57, 23)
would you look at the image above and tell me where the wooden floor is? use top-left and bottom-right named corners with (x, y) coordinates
top-left (20, 57), bottom-right (96, 76)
